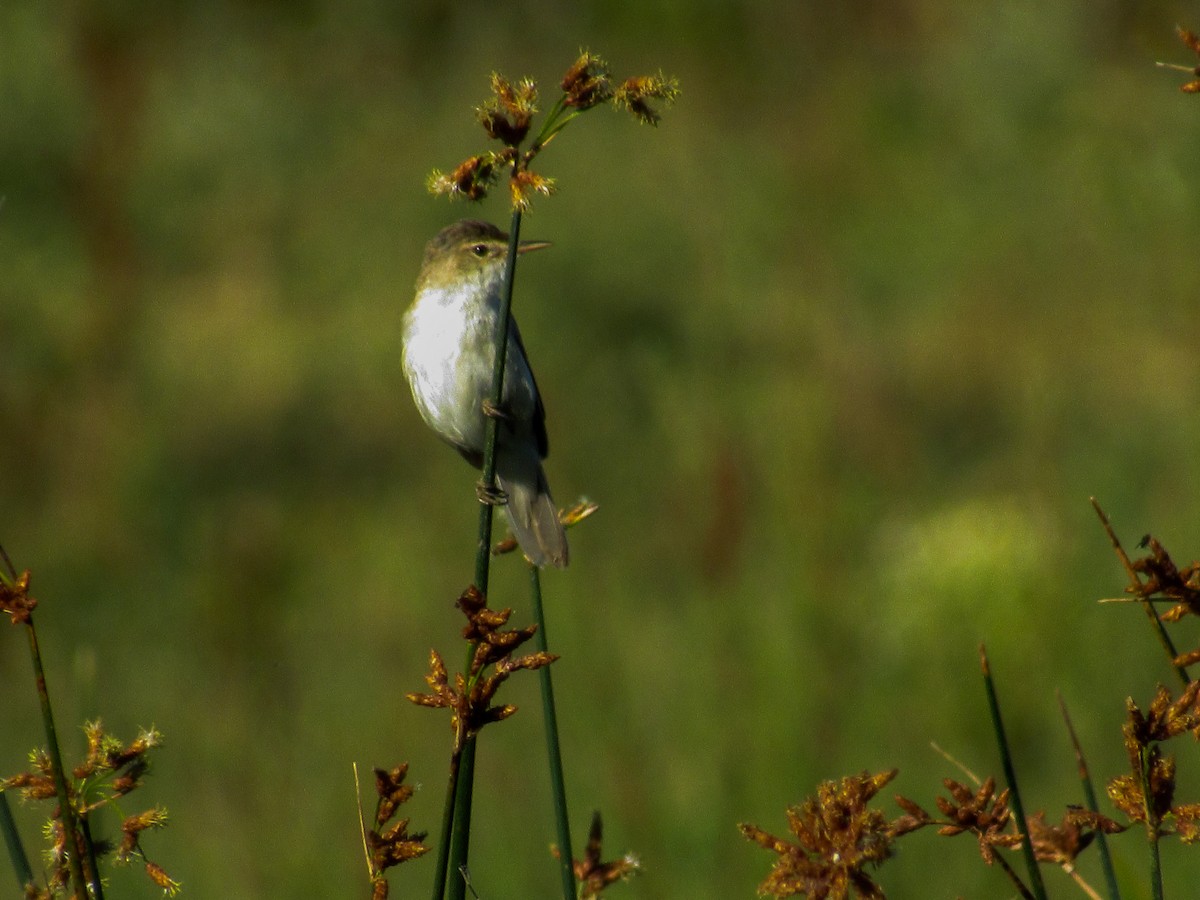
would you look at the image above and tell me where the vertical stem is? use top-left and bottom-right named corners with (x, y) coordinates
top-left (1057, 692), bottom-right (1121, 900)
top-left (529, 563), bottom-right (576, 898)
top-left (1139, 746), bottom-right (1164, 900)
top-left (25, 618), bottom-right (90, 900)
top-left (445, 206), bottom-right (526, 900)
top-left (0, 792), bottom-right (34, 893)
top-left (979, 645), bottom-right (1047, 900)
top-left (992, 851), bottom-right (1038, 900)
top-left (429, 749), bottom-right (463, 900)
top-left (446, 739), bottom-right (478, 900)
top-left (79, 814), bottom-right (106, 900)
top-left (474, 205), bottom-right (525, 596)
top-left (1090, 498), bottom-right (1190, 687)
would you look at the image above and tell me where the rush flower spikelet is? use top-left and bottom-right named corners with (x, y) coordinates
top-left (739, 769), bottom-right (916, 898)
top-left (406, 586), bottom-right (556, 753)
top-left (428, 51), bottom-right (678, 212)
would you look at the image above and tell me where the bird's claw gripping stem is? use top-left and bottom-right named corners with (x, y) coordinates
top-left (481, 399), bottom-right (512, 421)
top-left (476, 479), bottom-right (508, 506)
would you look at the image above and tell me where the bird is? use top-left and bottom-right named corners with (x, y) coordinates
top-left (401, 219), bottom-right (568, 568)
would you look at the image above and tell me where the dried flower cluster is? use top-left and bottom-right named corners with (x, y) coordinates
top-left (477, 73), bottom-right (538, 145)
top-left (740, 762), bottom-right (1135, 899)
top-left (364, 763), bottom-right (429, 900)
top-left (560, 53), bottom-right (614, 111)
top-left (1107, 681), bottom-right (1200, 841)
top-left (2, 721), bottom-right (177, 896)
top-left (0, 565), bottom-right (37, 624)
top-left (612, 73), bottom-right (682, 126)
top-left (1125, 536), bottom-right (1200, 676)
top-left (1025, 808), bottom-right (1124, 870)
top-left (550, 811), bottom-right (640, 898)
top-left (426, 151), bottom-right (510, 203)
top-left (915, 775), bottom-right (1123, 891)
top-left (406, 586), bottom-right (556, 753)
top-left (925, 777), bottom-right (1021, 864)
top-left (739, 769), bottom-right (912, 898)
top-left (428, 51), bottom-right (678, 211)
top-left (1160, 26), bottom-right (1200, 92)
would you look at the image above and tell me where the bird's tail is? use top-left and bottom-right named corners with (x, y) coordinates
top-left (495, 444), bottom-right (569, 569)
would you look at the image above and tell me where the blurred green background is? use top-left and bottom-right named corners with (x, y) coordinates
top-left (3, 1), bottom-right (1200, 897)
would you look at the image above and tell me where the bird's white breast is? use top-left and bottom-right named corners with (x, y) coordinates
top-left (402, 283), bottom-right (498, 452)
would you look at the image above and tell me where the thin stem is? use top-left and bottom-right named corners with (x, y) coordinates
top-left (0, 792), bottom-right (34, 893)
top-left (429, 750), bottom-right (463, 900)
top-left (1156, 61), bottom-right (1200, 72)
top-left (446, 739), bottom-right (477, 900)
top-left (1065, 865), bottom-right (1104, 900)
top-left (25, 616), bottom-right (90, 900)
top-left (353, 763), bottom-right (375, 885)
top-left (79, 813), bottom-right (106, 900)
top-left (929, 741), bottom-right (981, 786)
top-left (991, 850), bottom-right (1037, 900)
top-left (474, 205), bottom-right (524, 596)
top-left (1090, 498), bottom-right (1190, 686)
top-left (979, 645), bottom-right (1047, 900)
top-left (529, 562), bottom-right (576, 899)
top-left (1139, 746), bottom-right (1164, 900)
top-left (1057, 691), bottom-right (1121, 900)
top-left (447, 206), bottom-right (525, 900)
top-left (528, 95), bottom-right (571, 153)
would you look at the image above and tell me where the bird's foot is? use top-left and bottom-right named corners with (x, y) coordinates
top-left (476, 479), bottom-right (508, 506)
top-left (481, 399), bottom-right (512, 421)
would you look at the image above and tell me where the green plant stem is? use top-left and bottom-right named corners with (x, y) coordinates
top-left (443, 205), bottom-right (526, 900)
top-left (1146, 824), bottom-right (1163, 900)
top-left (25, 616), bottom-right (90, 900)
top-left (429, 748), bottom-right (463, 900)
top-left (474, 205), bottom-right (525, 596)
top-left (1057, 691), bottom-right (1121, 900)
top-left (529, 562), bottom-right (576, 899)
top-left (1090, 498), bottom-right (1190, 686)
top-left (979, 645), bottom-right (1047, 900)
top-left (446, 738), bottom-right (477, 900)
top-left (79, 813), bottom-right (106, 900)
top-left (1139, 746), bottom-right (1164, 900)
top-left (0, 792), bottom-right (34, 893)
top-left (528, 95), bottom-right (572, 154)
top-left (992, 850), bottom-right (1038, 900)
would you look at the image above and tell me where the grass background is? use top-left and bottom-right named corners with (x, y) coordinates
top-left (3, 1), bottom-right (1200, 897)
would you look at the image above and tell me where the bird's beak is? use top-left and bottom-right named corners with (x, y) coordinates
top-left (518, 239), bottom-right (551, 254)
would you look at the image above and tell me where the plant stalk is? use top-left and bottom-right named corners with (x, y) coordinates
top-left (1057, 691), bottom-right (1121, 900)
top-left (979, 645), bottom-right (1047, 900)
top-left (529, 562), bottom-right (576, 898)
top-left (444, 205), bottom-right (526, 900)
top-left (1139, 746), bottom-right (1164, 900)
top-left (1091, 498), bottom-right (1190, 686)
top-left (25, 615), bottom-right (91, 900)
top-left (0, 791), bottom-right (34, 893)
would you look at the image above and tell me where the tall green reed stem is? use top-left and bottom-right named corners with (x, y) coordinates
top-left (0, 551), bottom-right (93, 900)
top-left (1058, 692), bottom-right (1121, 900)
top-left (27, 620), bottom-right (92, 900)
top-left (0, 792), bottom-right (34, 894)
top-left (1137, 745), bottom-right (1164, 900)
top-left (1091, 498), bottom-right (1190, 687)
top-left (438, 206), bottom-right (526, 900)
top-left (980, 645), bottom-right (1047, 900)
top-left (529, 562), bottom-right (576, 897)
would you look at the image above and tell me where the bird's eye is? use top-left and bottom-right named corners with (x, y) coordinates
top-left (470, 243), bottom-right (488, 257)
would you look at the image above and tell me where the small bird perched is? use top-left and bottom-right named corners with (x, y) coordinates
top-left (402, 219), bottom-right (568, 568)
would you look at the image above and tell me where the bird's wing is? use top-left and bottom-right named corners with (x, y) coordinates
top-left (511, 324), bottom-right (550, 460)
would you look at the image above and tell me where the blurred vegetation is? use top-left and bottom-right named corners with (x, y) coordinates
top-left (3, 1), bottom-right (1200, 897)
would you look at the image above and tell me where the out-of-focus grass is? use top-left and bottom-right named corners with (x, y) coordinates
top-left (2, 2), bottom-right (1199, 897)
